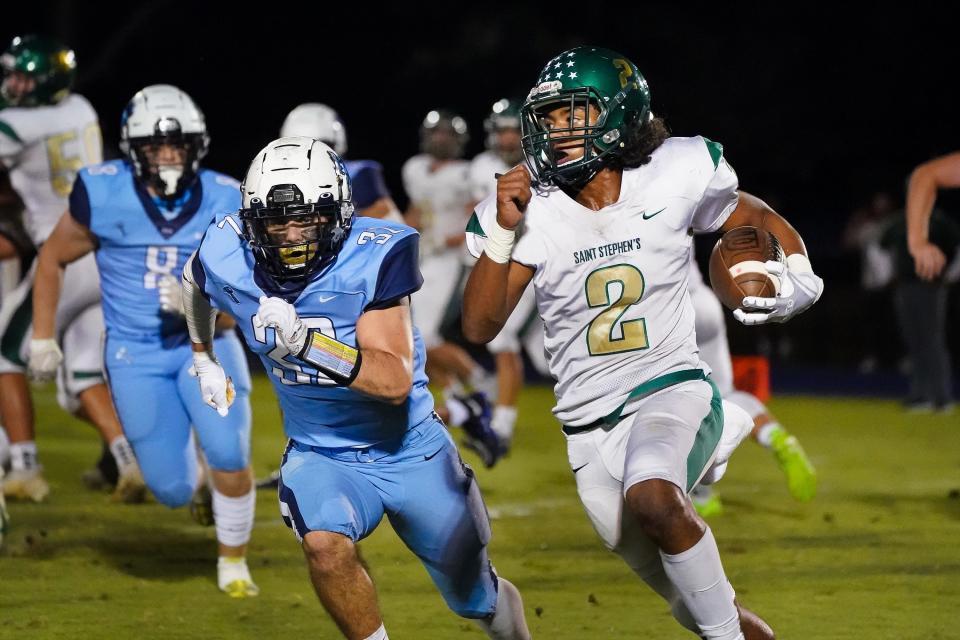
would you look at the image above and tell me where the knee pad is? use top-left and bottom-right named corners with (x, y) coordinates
top-left (151, 480), bottom-right (194, 508)
top-left (725, 390), bottom-right (766, 420)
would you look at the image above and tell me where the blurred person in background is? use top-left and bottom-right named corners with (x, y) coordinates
top-left (843, 191), bottom-right (898, 373)
top-left (0, 34), bottom-right (142, 503)
top-left (884, 152), bottom-right (960, 412)
top-left (467, 98), bottom-right (550, 455)
top-left (31, 84), bottom-right (258, 596)
top-left (404, 109), bottom-right (501, 467)
top-left (280, 103), bottom-right (402, 222)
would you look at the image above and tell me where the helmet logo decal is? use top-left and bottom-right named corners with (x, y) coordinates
top-left (613, 59), bottom-right (637, 90)
top-left (530, 80), bottom-right (563, 99)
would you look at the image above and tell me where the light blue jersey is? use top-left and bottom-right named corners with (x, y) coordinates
top-left (70, 159), bottom-right (241, 345)
top-left (195, 213), bottom-right (434, 448)
top-left (68, 160), bottom-right (252, 507)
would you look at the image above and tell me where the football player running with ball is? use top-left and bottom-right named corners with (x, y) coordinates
top-left (182, 137), bottom-right (530, 640)
top-left (464, 47), bottom-right (823, 639)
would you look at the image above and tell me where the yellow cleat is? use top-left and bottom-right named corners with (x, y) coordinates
top-left (222, 579), bottom-right (260, 598)
top-left (690, 485), bottom-right (724, 518)
top-left (770, 428), bottom-right (817, 502)
top-left (218, 557), bottom-right (259, 598)
top-left (2, 467), bottom-right (50, 503)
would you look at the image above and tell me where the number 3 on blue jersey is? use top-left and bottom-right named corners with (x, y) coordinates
top-left (252, 316), bottom-right (339, 387)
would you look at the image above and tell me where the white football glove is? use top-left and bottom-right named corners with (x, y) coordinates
top-left (189, 351), bottom-right (235, 417)
top-left (158, 274), bottom-right (185, 316)
top-left (253, 296), bottom-right (307, 354)
top-left (733, 255), bottom-right (824, 326)
top-left (28, 339), bottom-right (63, 383)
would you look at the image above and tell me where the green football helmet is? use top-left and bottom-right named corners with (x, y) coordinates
top-left (0, 35), bottom-right (77, 107)
top-left (520, 46), bottom-right (651, 186)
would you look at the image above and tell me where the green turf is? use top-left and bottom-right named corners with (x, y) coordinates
top-left (2, 381), bottom-right (959, 639)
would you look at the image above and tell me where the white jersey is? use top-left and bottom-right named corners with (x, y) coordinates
top-left (688, 247), bottom-right (706, 291)
top-left (402, 154), bottom-right (472, 258)
top-left (468, 150), bottom-right (509, 202)
top-left (0, 94), bottom-right (102, 245)
top-left (466, 136), bottom-right (739, 425)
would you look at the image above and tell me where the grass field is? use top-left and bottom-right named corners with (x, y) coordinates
top-left (2, 380), bottom-right (959, 639)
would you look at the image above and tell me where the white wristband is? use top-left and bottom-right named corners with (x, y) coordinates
top-left (785, 253), bottom-right (813, 273)
top-left (483, 219), bottom-right (517, 264)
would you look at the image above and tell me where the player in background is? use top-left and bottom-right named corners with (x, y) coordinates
top-left (30, 85), bottom-right (258, 597)
top-left (467, 98), bottom-right (550, 454)
top-left (182, 137), bottom-right (531, 639)
top-left (465, 47), bottom-right (823, 638)
top-left (280, 103), bottom-right (403, 222)
top-left (906, 151), bottom-right (960, 281)
top-left (0, 34), bottom-right (143, 503)
top-left (403, 110), bottom-right (501, 466)
top-left (687, 252), bottom-right (817, 516)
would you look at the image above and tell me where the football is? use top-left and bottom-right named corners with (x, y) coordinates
top-left (708, 226), bottom-right (785, 310)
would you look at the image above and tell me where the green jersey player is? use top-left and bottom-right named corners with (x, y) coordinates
top-left (464, 46), bottom-right (824, 639)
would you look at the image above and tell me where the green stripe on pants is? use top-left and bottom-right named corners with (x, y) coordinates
top-left (685, 376), bottom-right (724, 491)
top-left (0, 286), bottom-right (33, 367)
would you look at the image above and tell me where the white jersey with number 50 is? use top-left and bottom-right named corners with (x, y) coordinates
top-left (466, 136), bottom-right (739, 426)
top-left (0, 94), bottom-right (102, 245)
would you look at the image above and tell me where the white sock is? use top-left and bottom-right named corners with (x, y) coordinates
top-left (108, 436), bottom-right (137, 473)
top-left (0, 427), bottom-right (10, 468)
top-left (475, 577), bottom-right (531, 640)
top-left (754, 422), bottom-right (782, 449)
top-left (444, 381), bottom-right (466, 400)
top-left (660, 528), bottom-right (743, 640)
top-left (10, 441), bottom-right (39, 472)
top-left (491, 405), bottom-right (517, 441)
top-left (363, 624), bottom-right (388, 640)
top-left (212, 487), bottom-right (255, 547)
top-left (446, 397), bottom-right (469, 427)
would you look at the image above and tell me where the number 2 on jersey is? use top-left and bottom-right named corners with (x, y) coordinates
top-left (585, 264), bottom-right (649, 355)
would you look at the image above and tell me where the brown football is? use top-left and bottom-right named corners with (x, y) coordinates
top-left (708, 226), bottom-right (785, 311)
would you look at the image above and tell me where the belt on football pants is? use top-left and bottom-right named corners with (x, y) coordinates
top-left (560, 368), bottom-right (708, 436)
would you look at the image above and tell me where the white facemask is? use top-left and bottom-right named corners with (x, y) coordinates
top-left (157, 165), bottom-right (184, 197)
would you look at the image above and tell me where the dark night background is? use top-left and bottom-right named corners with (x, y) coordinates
top-left (6, 2), bottom-right (960, 388)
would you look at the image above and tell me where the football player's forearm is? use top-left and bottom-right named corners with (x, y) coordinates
top-left (349, 349), bottom-right (413, 405)
top-left (32, 245), bottom-right (66, 339)
top-left (463, 255), bottom-right (512, 343)
top-left (181, 259), bottom-right (217, 349)
top-left (726, 192), bottom-right (808, 257)
top-left (906, 168), bottom-right (937, 251)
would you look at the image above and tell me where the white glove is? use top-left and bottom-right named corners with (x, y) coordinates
top-left (253, 296), bottom-right (307, 354)
top-left (189, 351), bottom-right (235, 417)
top-left (28, 339), bottom-right (63, 383)
top-left (734, 255), bottom-right (824, 326)
top-left (158, 274), bottom-right (185, 316)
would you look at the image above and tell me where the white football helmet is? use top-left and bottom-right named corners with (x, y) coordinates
top-left (239, 137), bottom-right (354, 281)
top-left (119, 84), bottom-right (209, 201)
top-left (279, 103), bottom-right (347, 156)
